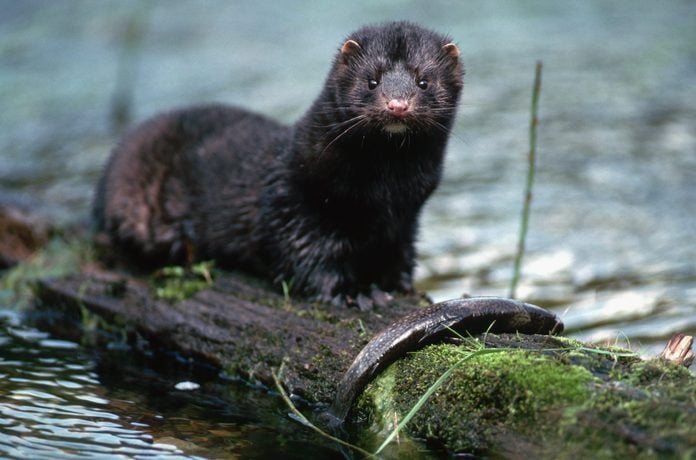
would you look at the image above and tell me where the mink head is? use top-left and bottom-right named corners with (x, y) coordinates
top-left (330, 21), bottom-right (464, 136)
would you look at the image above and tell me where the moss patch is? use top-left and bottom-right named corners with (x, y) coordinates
top-left (151, 261), bottom-right (214, 302)
top-left (553, 358), bottom-right (696, 459)
top-left (362, 341), bottom-right (593, 453)
top-left (357, 335), bottom-right (696, 457)
top-left (1, 236), bottom-right (88, 309)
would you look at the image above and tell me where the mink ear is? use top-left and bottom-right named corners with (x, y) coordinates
top-left (340, 39), bottom-right (362, 64)
top-left (442, 43), bottom-right (460, 60)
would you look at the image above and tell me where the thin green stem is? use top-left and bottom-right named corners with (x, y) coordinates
top-left (271, 366), bottom-right (376, 459)
top-left (510, 61), bottom-right (543, 299)
top-left (374, 347), bottom-right (506, 455)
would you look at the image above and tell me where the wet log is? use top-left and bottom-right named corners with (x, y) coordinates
top-left (31, 264), bottom-right (696, 457)
top-left (358, 334), bottom-right (696, 457)
top-left (33, 266), bottom-right (426, 404)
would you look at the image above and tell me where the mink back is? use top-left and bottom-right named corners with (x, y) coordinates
top-left (93, 22), bottom-right (464, 307)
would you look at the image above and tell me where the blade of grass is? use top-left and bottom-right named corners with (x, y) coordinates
top-left (271, 366), bottom-right (376, 459)
top-left (510, 61), bottom-right (543, 299)
top-left (374, 347), bottom-right (506, 455)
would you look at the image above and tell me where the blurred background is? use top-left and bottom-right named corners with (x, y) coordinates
top-left (1, 0), bottom-right (694, 457)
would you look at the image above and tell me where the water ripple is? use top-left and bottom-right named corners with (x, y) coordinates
top-left (0, 313), bottom-right (204, 460)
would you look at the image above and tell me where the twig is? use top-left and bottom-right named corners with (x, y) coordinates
top-left (659, 333), bottom-right (694, 367)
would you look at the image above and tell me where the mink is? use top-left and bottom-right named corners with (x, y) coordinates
top-left (93, 21), bottom-right (464, 308)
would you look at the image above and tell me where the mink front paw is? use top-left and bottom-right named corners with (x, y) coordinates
top-left (338, 286), bottom-right (393, 310)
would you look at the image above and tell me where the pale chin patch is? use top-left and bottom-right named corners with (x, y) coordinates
top-left (383, 122), bottom-right (409, 134)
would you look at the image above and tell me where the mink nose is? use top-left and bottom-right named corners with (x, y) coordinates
top-left (387, 99), bottom-right (409, 117)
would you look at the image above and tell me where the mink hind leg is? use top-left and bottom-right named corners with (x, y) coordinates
top-left (93, 117), bottom-right (200, 264)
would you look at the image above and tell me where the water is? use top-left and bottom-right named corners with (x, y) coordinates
top-left (0, 310), bottom-right (347, 459)
top-left (1, 0), bottom-right (695, 457)
top-left (0, 310), bottom-right (196, 459)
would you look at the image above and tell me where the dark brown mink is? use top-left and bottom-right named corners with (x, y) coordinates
top-left (93, 21), bottom-right (464, 309)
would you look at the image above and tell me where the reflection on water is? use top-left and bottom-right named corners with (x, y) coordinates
top-left (0, 310), bottom-right (200, 459)
top-left (0, 310), bottom-right (347, 459)
top-left (1, 0), bottom-right (695, 457)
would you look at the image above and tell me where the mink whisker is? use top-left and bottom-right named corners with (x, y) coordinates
top-left (320, 116), bottom-right (369, 155)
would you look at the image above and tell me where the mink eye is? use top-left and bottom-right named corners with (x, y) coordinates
top-left (417, 79), bottom-right (429, 90)
top-left (368, 79), bottom-right (379, 90)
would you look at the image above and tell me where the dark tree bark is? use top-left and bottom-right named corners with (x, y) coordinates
top-left (34, 267), bottom-right (425, 404)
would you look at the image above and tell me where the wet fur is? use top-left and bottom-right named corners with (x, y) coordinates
top-left (94, 21), bottom-right (464, 306)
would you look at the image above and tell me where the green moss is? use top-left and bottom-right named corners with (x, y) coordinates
top-left (622, 358), bottom-right (693, 386)
top-left (1, 236), bottom-right (88, 309)
top-left (557, 342), bottom-right (641, 380)
top-left (77, 301), bottom-right (130, 348)
top-left (556, 357), bottom-right (696, 459)
top-left (151, 260), bottom-right (214, 302)
top-left (357, 336), bottom-right (696, 457)
top-left (361, 342), bottom-right (594, 453)
top-left (295, 305), bottom-right (339, 324)
top-left (354, 364), bottom-right (399, 429)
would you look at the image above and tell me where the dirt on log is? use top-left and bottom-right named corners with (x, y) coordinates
top-left (33, 266), bottom-right (427, 405)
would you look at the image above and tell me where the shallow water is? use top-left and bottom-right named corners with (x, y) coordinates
top-left (0, 310), bottom-right (197, 459)
top-left (1, 0), bottom-right (695, 457)
top-left (0, 310), bottom-right (353, 459)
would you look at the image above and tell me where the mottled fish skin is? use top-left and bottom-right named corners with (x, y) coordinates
top-left (328, 297), bottom-right (564, 425)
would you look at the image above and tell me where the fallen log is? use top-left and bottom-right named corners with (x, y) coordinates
top-left (31, 263), bottom-right (696, 457)
top-left (356, 335), bottom-right (696, 457)
top-left (33, 265), bottom-right (427, 404)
